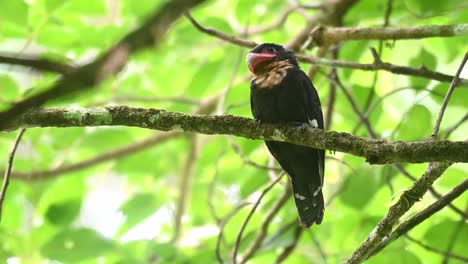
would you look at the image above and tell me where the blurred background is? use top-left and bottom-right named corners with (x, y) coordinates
top-left (0, 0), bottom-right (467, 263)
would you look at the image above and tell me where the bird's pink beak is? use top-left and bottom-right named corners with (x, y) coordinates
top-left (246, 52), bottom-right (276, 73)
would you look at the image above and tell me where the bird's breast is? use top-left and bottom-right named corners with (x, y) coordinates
top-left (252, 62), bottom-right (293, 89)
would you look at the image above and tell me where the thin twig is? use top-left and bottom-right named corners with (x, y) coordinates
top-left (10, 132), bottom-right (181, 181)
top-left (444, 113), bottom-right (468, 139)
top-left (173, 135), bottom-right (199, 243)
top-left (240, 183), bottom-right (291, 264)
top-left (395, 164), bottom-right (468, 219)
top-left (184, 14), bottom-right (468, 84)
top-left (184, 12), bottom-right (257, 48)
top-left (228, 136), bottom-right (280, 171)
top-left (362, 0), bottom-right (393, 111)
top-left (442, 217), bottom-right (466, 264)
top-left (0, 129), bottom-right (26, 222)
top-left (232, 174), bottom-right (284, 264)
top-left (298, 52), bottom-right (468, 85)
top-left (406, 235), bottom-right (468, 262)
top-left (216, 202), bottom-right (251, 264)
top-left (208, 147), bottom-right (226, 225)
top-left (344, 162), bottom-right (452, 263)
top-left (431, 51), bottom-right (468, 140)
top-left (369, 177), bottom-right (468, 257)
top-left (275, 225), bottom-right (303, 263)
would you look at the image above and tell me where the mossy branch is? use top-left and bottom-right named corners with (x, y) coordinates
top-left (4, 106), bottom-right (468, 165)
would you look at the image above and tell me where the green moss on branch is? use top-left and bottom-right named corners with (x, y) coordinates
top-left (5, 106), bottom-right (468, 164)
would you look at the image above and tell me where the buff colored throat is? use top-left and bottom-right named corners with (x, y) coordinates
top-left (252, 61), bottom-right (294, 89)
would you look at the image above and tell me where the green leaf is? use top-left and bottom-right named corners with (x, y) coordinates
top-left (0, 1), bottom-right (28, 26)
top-left (45, 199), bottom-right (82, 225)
top-left (404, 0), bottom-right (461, 16)
top-left (117, 193), bottom-right (160, 236)
top-left (395, 104), bottom-right (432, 141)
top-left (0, 75), bottom-right (20, 102)
top-left (431, 83), bottom-right (468, 107)
top-left (41, 228), bottom-right (114, 262)
top-left (339, 166), bottom-right (383, 210)
top-left (369, 239), bottom-right (422, 264)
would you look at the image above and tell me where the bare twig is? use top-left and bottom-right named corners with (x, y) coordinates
top-left (369, 177), bottom-right (468, 256)
top-left (431, 51), bottom-right (468, 140)
top-left (228, 136), bottom-right (280, 171)
top-left (346, 53), bottom-right (468, 263)
top-left (298, 52), bottom-right (468, 85)
top-left (442, 217), bottom-right (466, 264)
top-left (184, 12), bottom-right (257, 48)
top-left (406, 235), bottom-right (468, 262)
top-left (395, 164), bottom-right (468, 220)
top-left (173, 135), bottom-right (199, 243)
top-left (362, 0), bottom-right (393, 111)
top-left (0, 54), bottom-right (76, 74)
top-left (275, 225), bottom-right (303, 263)
top-left (10, 132), bottom-right (181, 181)
top-left (184, 14), bottom-right (468, 84)
top-left (232, 174), bottom-right (284, 264)
top-left (444, 113), bottom-right (468, 139)
top-left (344, 161), bottom-right (452, 264)
top-left (216, 202), bottom-right (251, 264)
top-left (240, 183), bottom-right (291, 264)
top-left (0, 129), bottom-right (26, 222)
top-left (208, 147), bottom-right (226, 225)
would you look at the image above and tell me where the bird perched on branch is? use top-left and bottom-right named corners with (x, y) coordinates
top-left (247, 43), bottom-right (325, 228)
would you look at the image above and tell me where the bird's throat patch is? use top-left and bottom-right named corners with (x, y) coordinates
top-left (252, 61), bottom-right (294, 89)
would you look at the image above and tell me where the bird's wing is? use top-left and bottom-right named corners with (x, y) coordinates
top-left (291, 70), bottom-right (326, 183)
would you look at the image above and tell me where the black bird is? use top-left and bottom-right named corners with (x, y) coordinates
top-left (247, 43), bottom-right (325, 228)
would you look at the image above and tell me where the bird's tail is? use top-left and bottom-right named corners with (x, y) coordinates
top-left (290, 178), bottom-right (324, 228)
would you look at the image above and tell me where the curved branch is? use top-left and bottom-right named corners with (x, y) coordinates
top-left (5, 106), bottom-right (468, 164)
top-left (0, 0), bottom-right (206, 130)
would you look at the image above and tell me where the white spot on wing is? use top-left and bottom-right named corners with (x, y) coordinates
top-left (309, 119), bottom-right (318, 128)
top-left (295, 193), bottom-right (306, 200)
top-left (313, 186), bottom-right (322, 197)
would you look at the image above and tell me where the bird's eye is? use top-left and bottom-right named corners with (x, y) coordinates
top-left (263, 47), bottom-right (276, 53)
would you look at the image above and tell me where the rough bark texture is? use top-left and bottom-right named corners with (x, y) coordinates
top-left (6, 106), bottom-right (467, 165)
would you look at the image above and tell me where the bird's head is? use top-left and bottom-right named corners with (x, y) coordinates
top-left (246, 43), bottom-right (298, 74)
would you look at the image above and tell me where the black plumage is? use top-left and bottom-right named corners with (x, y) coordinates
top-left (247, 43), bottom-right (325, 228)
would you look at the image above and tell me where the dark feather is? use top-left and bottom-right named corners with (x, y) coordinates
top-left (249, 44), bottom-right (325, 227)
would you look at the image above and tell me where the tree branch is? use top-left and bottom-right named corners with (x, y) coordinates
top-left (310, 24), bottom-right (468, 46)
top-left (298, 52), bottom-right (468, 85)
top-left (0, 0), bottom-right (206, 130)
top-left (0, 129), bottom-right (26, 222)
top-left (5, 107), bottom-right (468, 165)
top-left (431, 51), bottom-right (468, 139)
top-left (0, 54), bottom-right (76, 74)
top-left (343, 161), bottom-right (452, 263)
top-left (368, 177), bottom-right (468, 257)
